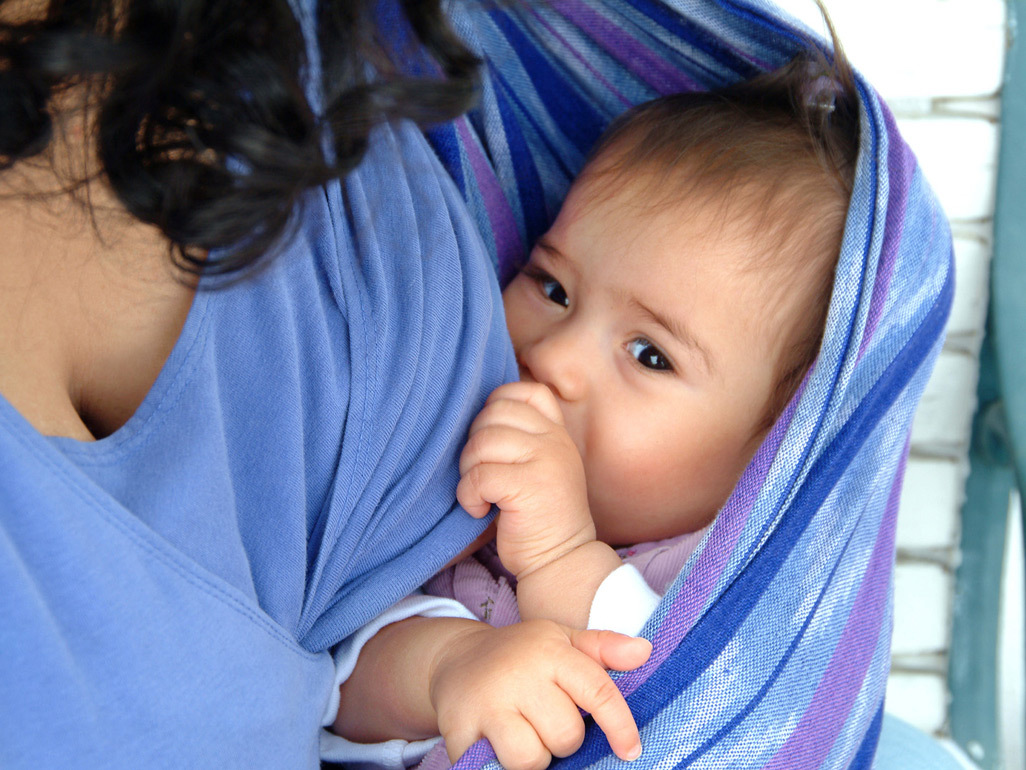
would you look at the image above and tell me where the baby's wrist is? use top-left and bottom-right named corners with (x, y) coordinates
top-left (426, 620), bottom-right (495, 720)
top-left (512, 525), bottom-right (597, 583)
top-left (516, 540), bottom-right (623, 627)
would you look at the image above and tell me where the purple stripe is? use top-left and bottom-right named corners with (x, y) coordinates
top-left (762, 458), bottom-right (902, 768)
top-left (859, 102), bottom-right (911, 356)
top-left (528, 6), bottom-right (633, 109)
top-left (554, 0), bottom-right (701, 94)
top-left (451, 739), bottom-right (497, 769)
top-left (456, 120), bottom-right (524, 265)
top-left (616, 385), bottom-right (803, 696)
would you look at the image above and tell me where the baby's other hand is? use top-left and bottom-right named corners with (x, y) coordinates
top-left (457, 382), bottom-right (594, 580)
top-left (430, 620), bottom-right (651, 770)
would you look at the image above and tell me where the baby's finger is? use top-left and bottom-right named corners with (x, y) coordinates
top-left (465, 397), bottom-right (561, 449)
top-left (522, 685), bottom-right (587, 758)
top-left (485, 381), bottom-right (565, 426)
top-left (555, 655), bottom-right (642, 762)
top-left (442, 725), bottom-right (482, 765)
top-left (459, 422), bottom-right (547, 477)
top-left (455, 490), bottom-right (492, 518)
top-left (457, 460), bottom-right (537, 517)
top-left (455, 467), bottom-right (493, 518)
top-left (568, 628), bottom-right (653, 672)
top-left (486, 716), bottom-right (552, 770)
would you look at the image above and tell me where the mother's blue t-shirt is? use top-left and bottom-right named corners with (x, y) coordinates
top-left (0, 118), bottom-right (515, 767)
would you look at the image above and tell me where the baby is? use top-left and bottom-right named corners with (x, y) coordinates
top-left (434, 45), bottom-right (860, 663)
top-left (336, 40), bottom-right (861, 770)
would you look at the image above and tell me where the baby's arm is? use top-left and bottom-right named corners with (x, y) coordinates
top-left (333, 613), bottom-right (650, 768)
top-left (457, 382), bottom-right (623, 628)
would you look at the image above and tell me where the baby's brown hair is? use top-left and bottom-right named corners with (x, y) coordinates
top-left (581, 18), bottom-right (859, 432)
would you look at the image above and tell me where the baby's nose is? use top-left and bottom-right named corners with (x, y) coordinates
top-left (517, 336), bottom-right (587, 403)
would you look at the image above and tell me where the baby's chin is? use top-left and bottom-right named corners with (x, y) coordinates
top-left (594, 511), bottom-right (717, 549)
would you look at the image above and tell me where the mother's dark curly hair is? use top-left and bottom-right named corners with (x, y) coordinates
top-left (0, 0), bottom-right (480, 275)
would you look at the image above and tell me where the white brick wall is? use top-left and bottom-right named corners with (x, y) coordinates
top-left (774, 0), bottom-right (1007, 740)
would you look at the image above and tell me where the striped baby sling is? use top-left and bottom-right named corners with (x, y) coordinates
top-left (422, 0), bottom-right (954, 767)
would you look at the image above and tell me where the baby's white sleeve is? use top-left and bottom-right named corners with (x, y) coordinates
top-left (586, 564), bottom-right (661, 637)
top-left (320, 594), bottom-right (476, 768)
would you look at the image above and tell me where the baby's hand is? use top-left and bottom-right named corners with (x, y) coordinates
top-left (430, 620), bottom-right (651, 769)
top-left (457, 381), bottom-right (593, 580)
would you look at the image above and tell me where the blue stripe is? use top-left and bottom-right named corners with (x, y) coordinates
top-left (851, 705), bottom-right (885, 768)
top-left (487, 10), bottom-right (607, 153)
top-left (488, 64), bottom-right (582, 181)
top-left (493, 74), bottom-right (548, 255)
top-left (425, 123), bottom-right (467, 196)
top-left (719, 0), bottom-right (847, 65)
top-left (628, 0), bottom-right (765, 76)
top-left (734, 72), bottom-right (884, 575)
top-left (673, 531), bottom-right (857, 768)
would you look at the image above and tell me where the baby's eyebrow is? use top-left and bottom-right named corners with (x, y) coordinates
top-left (629, 297), bottom-right (716, 376)
top-left (536, 235), bottom-right (714, 374)
top-left (534, 237), bottom-right (578, 275)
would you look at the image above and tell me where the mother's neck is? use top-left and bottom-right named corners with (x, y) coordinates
top-left (0, 141), bottom-right (197, 440)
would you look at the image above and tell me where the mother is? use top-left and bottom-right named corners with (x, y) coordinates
top-left (0, 0), bottom-right (651, 766)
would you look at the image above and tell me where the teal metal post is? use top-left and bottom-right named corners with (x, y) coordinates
top-left (949, 1), bottom-right (1026, 767)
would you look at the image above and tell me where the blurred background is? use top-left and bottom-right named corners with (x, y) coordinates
top-left (771, 1), bottom-right (1022, 767)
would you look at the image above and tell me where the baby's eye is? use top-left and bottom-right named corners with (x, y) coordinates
top-left (627, 338), bottom-right (673, 371)
top-left (541, 277), bottom-right (570, 307)
top-left (525, 266), bottom-right (569, 308)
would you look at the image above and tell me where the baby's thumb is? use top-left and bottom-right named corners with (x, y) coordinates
top-left (568, 628), bottom-right (653, 672)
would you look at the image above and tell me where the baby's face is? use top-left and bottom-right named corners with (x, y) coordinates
top-left (502, 171), bottom-right (789, 546)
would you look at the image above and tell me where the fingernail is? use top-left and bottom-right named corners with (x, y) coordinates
top-left (624, 744), bottom-right (642, 761)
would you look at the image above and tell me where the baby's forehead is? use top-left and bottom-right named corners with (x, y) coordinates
top-left (560, 172), bottom-right (786, 296)
top-left (567, 157), bottom-right (785, 255)
top-left (586, 134), bottom-right (845, 252)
